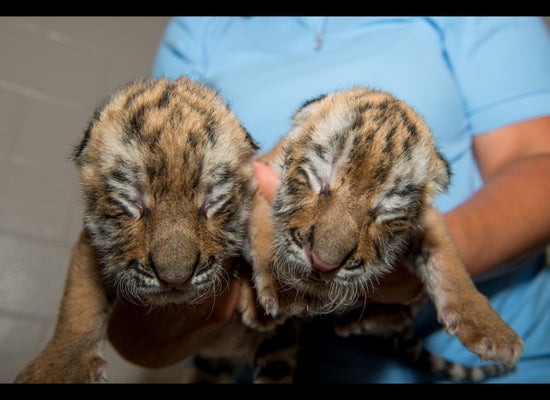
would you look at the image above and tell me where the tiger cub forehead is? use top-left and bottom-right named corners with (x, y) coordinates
top-left (75, 77), bottom-right (258, 201)
top-left (283, 88), bottom-right (449, 199)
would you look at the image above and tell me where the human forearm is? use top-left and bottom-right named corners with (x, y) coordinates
top-left (107, 280), bottom-right (240, 368)
top-left (445, 153), bottom-right (550, 278)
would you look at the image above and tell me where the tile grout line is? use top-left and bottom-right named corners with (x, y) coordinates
top-left (0, 307), bottom-right (57, 324)
top-left (0, 80), bottom-right (84, 112)
top-left (9, 17), bottom-right (103, 57)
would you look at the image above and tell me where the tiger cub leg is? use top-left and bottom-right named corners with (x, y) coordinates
top-left (334, 303), bottom-right (516, 382)
top-left (415, 207), bottom-right (524, 365)
top-left (252, 318), bottom-right (301, 384)
top-left (183, 320), bottom-right (301, 384)
top-left (334, 303), bottom-right (420, 338)
top-left (244, 191), bottom-right (282, 323)
top-left (237, 262), bottom-right (286, 332)
top-left (13, 229), bottom-right (112, 383)
top-left (181, 355), bottom-right (243, 383)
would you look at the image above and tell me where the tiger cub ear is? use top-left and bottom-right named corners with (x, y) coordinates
top-left (71, 81), bottom-right (126, 166)
top-left (290, 93), bottom-right (328, 128)
top-left (71, 121), bottom-right (94, 166)
top-left (71, 95), bottom-right (109, 166)
top-left (427, 151), bottom-right (451, 201)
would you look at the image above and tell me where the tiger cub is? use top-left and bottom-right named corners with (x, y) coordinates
top-left (245, 87), bottom-right (525, 382)
top-left (13, 77), bottom-right (278, 383)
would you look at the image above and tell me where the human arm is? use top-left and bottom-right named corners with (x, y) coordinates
top-left (446, 115), bottom-right (550, 279)
top-left (107, 274), bottom-right (241, 368)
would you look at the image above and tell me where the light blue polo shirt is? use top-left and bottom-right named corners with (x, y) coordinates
top-left (152, 17), bottom-right (550, 383)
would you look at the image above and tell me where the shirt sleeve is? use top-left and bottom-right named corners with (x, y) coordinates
top-left (151, 17), bottom-right (212, 82)
top-left (435, 17), bottom-right (550, 135)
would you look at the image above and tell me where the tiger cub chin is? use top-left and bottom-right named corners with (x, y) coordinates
top-left (13, 77), bottom-right (270, 383)
top-left (246, 87), bottom-right (524, 382)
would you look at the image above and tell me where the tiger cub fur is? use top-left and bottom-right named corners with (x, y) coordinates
top-left (246, 87), bottom-right (525, 382)
top-left (13, 77), bottom-right (284, 383)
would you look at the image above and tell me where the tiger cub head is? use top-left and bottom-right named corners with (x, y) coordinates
top-left (271, 88), bottom-right (450, 313)
top-left (73, 77), bottom-right (258, 306)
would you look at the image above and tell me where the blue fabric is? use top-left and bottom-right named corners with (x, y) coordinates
top-left (152, 16), bottom-right (550, 383)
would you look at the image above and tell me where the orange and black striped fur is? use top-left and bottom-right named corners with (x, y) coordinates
top-left (13, 77), bottom-right (290, 383)
top-left (246, 88), bottom-right (524, 382)
top-left (12, 81), bottom-right (524, 384)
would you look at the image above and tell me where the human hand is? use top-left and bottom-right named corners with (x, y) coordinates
top-left (254, 161), bottom-right (281, 202)
top-left (107, 259), bottom-right (241, 368)
top-left (253, 161), bottom-right (423, 305)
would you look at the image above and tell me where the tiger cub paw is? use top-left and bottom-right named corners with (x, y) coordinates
top-left (14, 353), bottom-right (107, 383)
top-left (439, 300), bottom-right (524, 366)
top-left (257, 285), bottom-right (280, 317)
top-left (240, 305), bottom-right (286, 332)
top-left (238, 281), bottom-right (284, 332)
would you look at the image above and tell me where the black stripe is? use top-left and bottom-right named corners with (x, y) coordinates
top-left (109, 168), bottom-right (133, 185)
top-left (186, 130), bottom-right (199, 148)
top-left (128, 260), bottom-right (156, 280)
top-left (311, 143), bottom-right (326, 161)
top-left (299, 93), bottom-right (327, 110)
top-left (191, 250), bottom-right (202, 276)
top-left (437, 150), bottom-right (452, 180)
top-left (146, 159), bottom-right (168, 196)
top-left (241, 124), bottom-right (259, 151)
top-left (212, 196), bottom-right (236, 219)
top-left (355, 100), bottom-right (389, 116)
top-left (125, 105), bottom-right (146, 143)
top-left (402, 136), bottom-right (413, 155)
top-left (212, 162), bottom-right (234, 182)
top-left (373, 240), bottom-right (383, 261)
top-left (394, 106), bottom-right (419, 139)
top-left (340, 243), bottom-right (357, 267)
top-left (344, 257), bottom-right (364, 271)
top-left (205, 121), bottom-right (218, 146)
top-left (156, 85), bottom-right (172, 109)
top-left (73, 92), bottom-right (108, 161)
top-left (106, 158), bottom-right (139, 187)
top-left (106, 195), bottom-right (135, 218)
top-left (295, 167), bottom-right (311, 188)
top-left (289, 227), bottom-right (303, 248)
top-left (101, 210), bottom-right (126, 220)
top-left (371, 162), bottom-right (391, 187)
top-left (382, 125), bottom-right (397, 155)
top-left (122, 82), bottom-right (148, 110)
top-left (188, 159), bottom-right (203, 192)
top-left (143, 128), bottom-right (162, 149)
top-left (72, 122), bottom-right (93, 162)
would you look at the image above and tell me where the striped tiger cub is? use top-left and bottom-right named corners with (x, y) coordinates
top-left (13, 77), bottom-right (288, 383)
top-left (246, 87), bottom-right (525, 382)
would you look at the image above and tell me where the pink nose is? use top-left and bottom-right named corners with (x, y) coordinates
top-left (156, 272), bottom-right (192, 288)
top-left (308, 251), bottom-right (340, 272)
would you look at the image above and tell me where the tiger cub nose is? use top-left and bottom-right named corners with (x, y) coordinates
top-left (149, 254), bottom-right (194, 288)
top-left (156, 273), bottom-right (193, 288)
top-left (310, 251), bottom-right (341, 272)
top-left (305, 243), bottom-right (341, 272)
